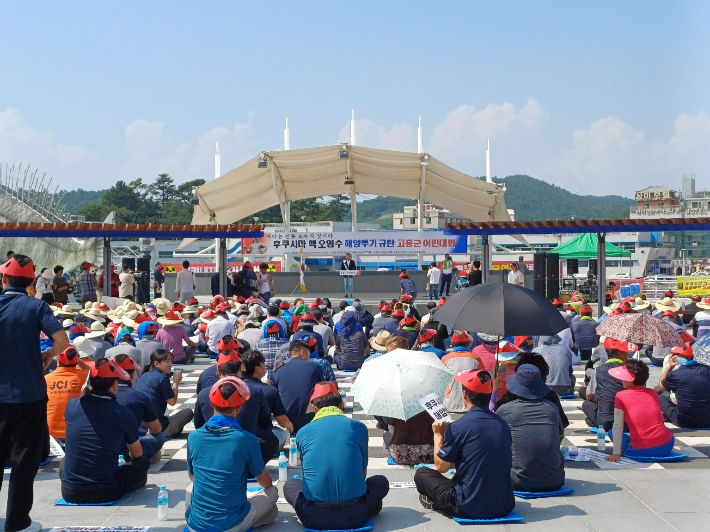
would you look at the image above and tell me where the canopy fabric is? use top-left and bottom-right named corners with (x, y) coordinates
top-left (189, 145), bottom-right (511, 226)
top-left (548, 233), bottom-right (631, 259)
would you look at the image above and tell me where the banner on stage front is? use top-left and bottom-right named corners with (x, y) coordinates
top-left (677, 276), bottom-right (710, 296)
top-left (254, 231), bottom-right (466, 255)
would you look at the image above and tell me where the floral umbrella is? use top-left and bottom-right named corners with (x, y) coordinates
top-left (596, 313), bottom-right (684, 348)
top-left (352, 348), bottom-right (454, 421)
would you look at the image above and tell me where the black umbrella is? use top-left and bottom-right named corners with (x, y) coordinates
top-left (434, 282), bottom-right (568, 337)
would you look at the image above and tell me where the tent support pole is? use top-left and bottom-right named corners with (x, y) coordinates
top-left (417, 161), bottom-right (427, 269)
top-left (217, 237), bottom-right (227, 296)
top-left (102, 237), bottom-right (111, 298)
top-left (482, 234), bottom-right (490, 284)
top-left (597, 232), bottom-right (606, 317)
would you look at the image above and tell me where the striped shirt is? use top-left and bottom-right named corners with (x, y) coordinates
top-left (76, 270), bottom-right (97, 297)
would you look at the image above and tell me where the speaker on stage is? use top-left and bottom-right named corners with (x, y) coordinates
top-left (546, 253), bottom-right (560, 281)
top-left (534, 279), bottom-right (546, 297)
top-left (567, 258), bottom-right (579, 275)
top-left (534, 253), bottom-right (546, 280)
top-left (547, 278), bottom-right (560, 300)
top-left (588, 259), bottom-right (598, 276)
top-left (136, 256), bottom-right (150, 272)
top-left (121, 257), bottom-right (136, 271)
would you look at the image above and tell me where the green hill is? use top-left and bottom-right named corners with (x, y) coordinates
top-left (494, 175), bottom-right (633, 221)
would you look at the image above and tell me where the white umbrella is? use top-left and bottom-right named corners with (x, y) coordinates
top-left (352, 348), bottom-right (454, 421)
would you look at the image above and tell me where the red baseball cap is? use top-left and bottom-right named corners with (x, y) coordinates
top-left (552, 298), bottom-right (563, 306)
top-left (580, 304), bottom-right (593, 315)
top-left (266, 322), bottom-right (281, 335)
top-left (90, 359), bottom-right (130, 380)
top-left (279, 301), bottom-right (290, 309)
top-left (391, 309), bottom-right (405, 318)
top-left (665, 290), bottom-right (675, 298)
top-left (70, 324), bottom-right (90, 335)
top-left (0, 257), bottom-right (35, 278)
top-left (198, 323), bottom-right (207, 334)
top-left (514, 336), bottom-right (530, 347)
top-left (216, 337), bottom-right (240, 351)
top-left (216, 350), bottom-right (242, 366)
top-left (301, 335), bottom-right (318, 348)
top-left (209, 376), bottom-right (250, 408)
top-left (454, 370), bottom-right (493, 393)
top-left (172, 302), bottom-right (186, 312)
top-left (437, 298), bottom-right (446, 307)
top-left (381, 304), bottom-right (393, 312)
top-left (603, 338), bottom-right (637, 353)
top-left (661, 310), bottom-right (677, 319)
top-left (309, 381), bottom-right (339, 403)
top-left (57, 346), bottom-right (79, 365)
top-left (609, 365), bottom-right (635, 382)
top-left (235, 296), bottom-right (246, 303)
top-left (451, 331), bottom-right (472, 344)
top-left (400, 315), bottom-right (417, 327)
top-left (211, 296), bottom-right (225, 307)
top-left (115, 356), bottom-right (138, 372)
top-left (400, 294), bottom-right (413, 302)
top-left (399, 271), bottom-right (408, 278)
top-left (671, 342), bottom-right (694, 358)
top-left (418, 329), bottom-right (437, 343)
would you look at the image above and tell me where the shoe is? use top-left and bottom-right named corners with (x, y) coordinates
top-left (419, 494), bottom-right (434, 510)
top-left (252, 503), bottom-right (279, 527)
top-left (584, 416), bottom-right (594, 427)
top-left (149, 451), bottom-right (161, 464)
top-left (16, 522), bottom-right (42, 532)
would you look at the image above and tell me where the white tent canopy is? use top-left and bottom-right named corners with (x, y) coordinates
top-left (189, 145), bottom-right (511, 227)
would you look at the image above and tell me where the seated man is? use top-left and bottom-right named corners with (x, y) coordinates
top-left (186, 377), bottom-right (278, 532)
top-left (284, 383), bottom-right (389, 530)
top-left (105, 331), bottom-right (143, 366)
top-left (537, 334), bottom-right (577, 396)
top-left (193, 350), bottom-right (277, 465)
top-left (196, 336), bottom-right (243, 394)
top-left (45, 346), bottom-right (91, 441)
top-left (495, 364), bottom-right (565, 492)
top-left (571, 304), bottom-right (599, 361)
top-left (272, 340), bottom-right (321, 432)
top-left (414, 370), bottom-right (515, 520)
top-left (370, 304), bottom-right (396, 337)
top-left (442, 332), bottom-right (484, 413)
top-left (658, 342), bottom-right (710, 428)
top-left (300, 334), bottom-right (336, 382)
top-left (241, 349), bottom-right (294, 450)
top-left (417, 329), bottom-right (445, 359)
top-left (135, 322), bottom-right (165, 369)
top-left (114, 354), bottom-right (165, 460)
top-left (61, 359), bottom-right (149, 504)
top-left (582, 338), bottom-right (632, 431)
top-left (391, 315), bottom-right (419, 349)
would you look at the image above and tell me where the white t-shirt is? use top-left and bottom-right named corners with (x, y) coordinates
top-left (427, 267), bottom-right (442, 284)
top-left (256, 272), bottom-right (271, 294)
top-left (175, 269), bottom-right (196, 294)
top-left (118, 272), bottom-right (135, 297)
top-left (508, 269), bottom-right (524, 286)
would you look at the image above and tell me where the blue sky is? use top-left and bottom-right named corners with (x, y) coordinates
top-left (0, 1), bottom-right (708, 196)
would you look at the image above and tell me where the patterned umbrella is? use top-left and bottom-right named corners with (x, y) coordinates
top-left (596, 313), bottom-right (684, 347)
top-left (352, 348), bottom-right (454, 421)
top-left (692, 335), bottom-right (710, 366)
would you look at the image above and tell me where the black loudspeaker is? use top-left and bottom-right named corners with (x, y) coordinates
top-left (546, 253), bottom-right (560, 281)
top-left (567, 259), bottom-right (579, 275)
top-left (136, 257), bottom-right (150, 272)
top-left (547, 278), bottom-right (560, 300)
top-left (533, 278), bottom-right (546, 297)
top-left (121, 257), bottom-right (136, 271)
top-left (588, 259), bottom-right (598, 275)
top-left (534, 253), bottom-right (547, 280)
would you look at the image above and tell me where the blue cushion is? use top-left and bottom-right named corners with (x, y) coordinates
top-left (513, 487), bottom-right (574, 499)
top-left (247, 487), bottom-right (264, 492)
top-left (453, 511), bottom-right (524, 524)
top-left (340, 368), bottom-right (358, 373)
top-left (247, 477), bottom-right (257, 482)
top-left (304, 520), bottom-right (373, 532)
top-left (560, 394), bottom-right (576, 400)
top-left (386, 456), bottom-right (401, 465)
top-left (54, 495), bottom-right (126, 506)
top-left (625, 452), bottom-right (688, 463)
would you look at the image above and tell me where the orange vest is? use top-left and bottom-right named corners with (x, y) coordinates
top-left (45, 366), bottom-right (89, 438)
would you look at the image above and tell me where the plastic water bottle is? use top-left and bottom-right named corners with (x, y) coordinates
top-left (288, 438), bottom-right (299, 467)
top-left (597, 425), bottom-right (606, 452)
top-left (278, 452), bottom-right (288, 483)
top-left (340, 389), bottom-right (347, 406)
top-left (157, 485), bottom-right (168, 521)
top-left (117, 455), bottom-right (126, 467)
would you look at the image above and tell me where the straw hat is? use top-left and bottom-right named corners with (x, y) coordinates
top-left (122, 309), bottom-right (141, 328)
top-left (181, 305), bottom-right (198, 316)
top-left (72, 336), bottom-right (96, 359)
top-left (62, 319), bottom-right (75, 329)
top-left (633, 297), bottom-right (651, 310)
top-left (111, 308), bottom-right (126, 324)
top-left (369, 330), bottom-right (391, 351)
top-left (55, 306), bottom-right (76, 318)
top-left (199, 309), bottom-right (216, 323)
top-left (696, 297), bottom-right (710, 310)
top-left (655, 297), bottom-right (681, 312)
top-left (152, 298), bottom-right (171, 316)
top-left (82, 307), bottom-right (105, 321)
top-left (85, 321), bottom-right (107, 339)
top-left (158, 310), bottom-right (184, 326)
top-left (41, 269), bottom-right (53, 280)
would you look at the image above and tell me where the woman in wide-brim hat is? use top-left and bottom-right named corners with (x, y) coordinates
top-left (369, 330), bottom-right (391, 353)
top-left (655, 297), bottom-right (681, 313)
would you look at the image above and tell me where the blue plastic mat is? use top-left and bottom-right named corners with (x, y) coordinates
top-left (626, 452), bottom-right (689, 463)
top-left (54, 495), bottom-right (126, 506)
top-left (682, 427), bottom-right (710, 431)
top-left (247, 486), bottom-right (264, 492)
top-left (514, 487), bottom-right (574, 499)
top-left (340, 368), bottom-right (358, 373)
top-left (560, 394), bottom-right (576, 400)
top-left (386, 456), bottom-right (402, 465)
top-left (304, 520), bottom-right (373, 532)
top-left (247, 477), bottom-right (257, 482)
top-left (453, 511), bottom-right (524, 524)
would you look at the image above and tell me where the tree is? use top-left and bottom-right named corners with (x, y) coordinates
top-left (148, 174), bottom-right (177, 206)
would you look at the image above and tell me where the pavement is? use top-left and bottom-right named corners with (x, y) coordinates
top-left (4, 357), bottom-right (710, 532)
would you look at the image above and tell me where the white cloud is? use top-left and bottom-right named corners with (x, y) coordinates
top-left (337, 118), bottom-right (416, 152)
top-left (119, 114), bottom-right (259, 184)
top-left (0, 107), bottom-right (98, 186)
top-left (542, 111), bottom-right (710, 196)
top-left (428, 98), bottom-right (548, 157)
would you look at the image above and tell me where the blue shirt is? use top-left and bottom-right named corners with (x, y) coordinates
top-left (661, 362), bottom-right (710, 427)
top-left (197, 366), bottom-right (220, 395)
top-left (437, 406), bottom-right (515, 519)
top-left (419, 345), bottom-right (446, 359)
top-left (193, 383), bottom-right (269, 435)
top-left (297, 414), bottom-right (368, 503)
top-left (399, 278), bottom-right (416, 294)
top-left (136, 367), bottom-right (174, 430)
top-left (116, 381), bottom-right (158, 436)
top-left (0, 288), bottom-right (63, 403)
top-left (292, 329), bottom-right (324, 359)
top-left (62, 391), bottom-right (139, 491)
top-left (187, 415), bottom-right (265, 532)
top-left (272, 358), bottom-right (321, 432)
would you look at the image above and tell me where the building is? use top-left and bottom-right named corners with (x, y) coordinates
top-left (393, 204), bottom-right (467, 230)
top-left (629, 186), bottom-right (682, 219)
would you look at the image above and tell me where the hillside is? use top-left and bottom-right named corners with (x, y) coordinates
top-left (494, 175), bottom-right (633, 221)
top-left (57, 188), bottom-right (107, 214)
